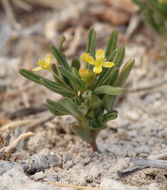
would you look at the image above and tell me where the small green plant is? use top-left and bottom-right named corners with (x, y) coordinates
top-left (133, 0), bottom-right (167, 38)
top-left (20, 29), bottom-right (134, 152)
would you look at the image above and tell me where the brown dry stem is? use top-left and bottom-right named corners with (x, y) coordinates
top-left (48, 182), bottom-right (96, 190)
top-left (0, 132), bottom-right (34, 159)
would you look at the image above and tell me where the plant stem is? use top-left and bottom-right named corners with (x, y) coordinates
top-left (90, 140), bottom-right (100, 152)
top-left (89, 73), bottom-right (96, 90)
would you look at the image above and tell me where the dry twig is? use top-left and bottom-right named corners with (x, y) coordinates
top-left (118, 153), bottom-right (167, 178)
top-left (0, 119), bottom-right (37, 133)
top-left (149, 150), bottom-right (167, 160)
top-left (48, 182), bottom-right (96, 190)
top-left (117, 166), bottom-right (146, 178)
top-left (133, 158), bottom-right (167, 170)
top-left (0, 132), bottom-right (34, 159)
top-left (0, 153), bottom-right (62, 175)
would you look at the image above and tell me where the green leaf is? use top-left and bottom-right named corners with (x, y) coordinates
top-left (103, 95), bottom-right (116, 111)
top-left (58, 35), bottom-right (65, 52)
top-left (59, 66), bottom-right (81, 91)
top-left (50, 45), bottom-right (71, 71)
top-left (72, 67), bottom-right (80, 78)
top-left (86, 28), bottom-right (96, 66)
top-left (94, 85), bottom-right (125, 96)
top-left (108, 48), bottom-right (119, 62)
top-left (103, 110), bottom-right (118, 122)
top-left (98, 67), bottom-right (119, 87)
top-left (51, 64), bottom-right (62, 82)
top-left (40, 78), bottom-right (75, 97)
top-left (105, 30), bottom-right (118, 58)
top-left (108, 67), bottom-right (119, 85)
top-left (86, 28), bottom-right (96, 55)
top-left (71, 59), bottom-right (80, 71)
top-left (71, 125), bottom-right (93, 143)
top-left (116, 59), bottom-right (135, 87)
top-left (114, 46), bottom-right (125, 68)
top-left (46, 99), bottom-right (70, 115)
top-left (46, 105), bottom-right (64, 116)
top-left (47, 99), bottom-right (69, 114)
top-left (78, 103), bottom-right (88, 116)
top-left (60, 98), bottom-right (83, 119)
top-left (91, 98), bottom-right (102, 110)
top-left (52, 64), bottom-right (59, 75)
top-left (19, 69), bottom-right (42, 84)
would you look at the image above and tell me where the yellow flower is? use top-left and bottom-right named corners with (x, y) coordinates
top-left (32, 54), bottom-right (52, 71)
top-left (79, 69), bottom-right (92, 80)
top-left (81, 49), bottom-right (115, 74)
top-left (80, 53), bottom-right (89, 63)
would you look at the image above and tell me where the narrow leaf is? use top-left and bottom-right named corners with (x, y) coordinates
top-left (94, 85), bottom-right (125, 95)
top-left (78, 103), bottom-right (88, 116)
top-left (86, 28), bottom-right (96, 55)
top-left (98, 67), bottom-right (119, 86)
top-left (105, 30), bottom-right (118, 58)
top-left (103, 110), bottom-right (118, 122)
top-left (60, 98), bottom-right (83, 119)
top-left (71, 59), bottom-right (80, 71)
top-left (19, 69), bottom-right (42, 84)
top-left (59, 66), bottom-right (81, 90)
top-left (116, 59), bottom-right (135, 87)
top-left (40, 78), bottom-right (75, 97)
top-left (46, 104), bottom-right (65, 116)
top-left (114, 46), bottom-right (125, 68)
top-left (71, 125), bottom-right (93, 143)
top-left (103, 95), bottom-right (117, 111)
top-left (46, 99), bottom-right (70, 115)
top-left (50, 45), bottom-right (71, 71)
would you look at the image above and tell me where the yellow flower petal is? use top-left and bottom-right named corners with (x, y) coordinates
top-left (32, 66), bottom-right (42, 71)
top-left (102, 61), bottom-right (115, 68)
top-left (45, 54), bottom-right (52, 63)
top-left (93, 66), bottom-right (102, 74)
top-left (87, 55), bottom-right (96, 65)
top-left (95, 49), bottom-right (105, 61)
top-left (81, 53), bottom-right (89, 63)
top-left (38, 59), bottom-right (50, 69)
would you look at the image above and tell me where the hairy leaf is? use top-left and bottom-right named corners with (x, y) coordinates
top-left (116, 59), bottom-right (135, 87)
top-left (19, 69), bottom-right (42, 84)
top-left (40, 78), bottom-right (75, 97)
top-left (50, 45), bottom-right (71, 71)
top-left (94, 85), bottom-right (125, 96)
top-left (60, 98), bottom-right (83, 119)
top-left (105, 30), bottom-right (118, 58)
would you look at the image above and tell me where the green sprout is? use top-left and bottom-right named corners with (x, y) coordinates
top-left (19, 29), bottom-right (134, 152)
top-left (133, 0), bottom-right (167, 38)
